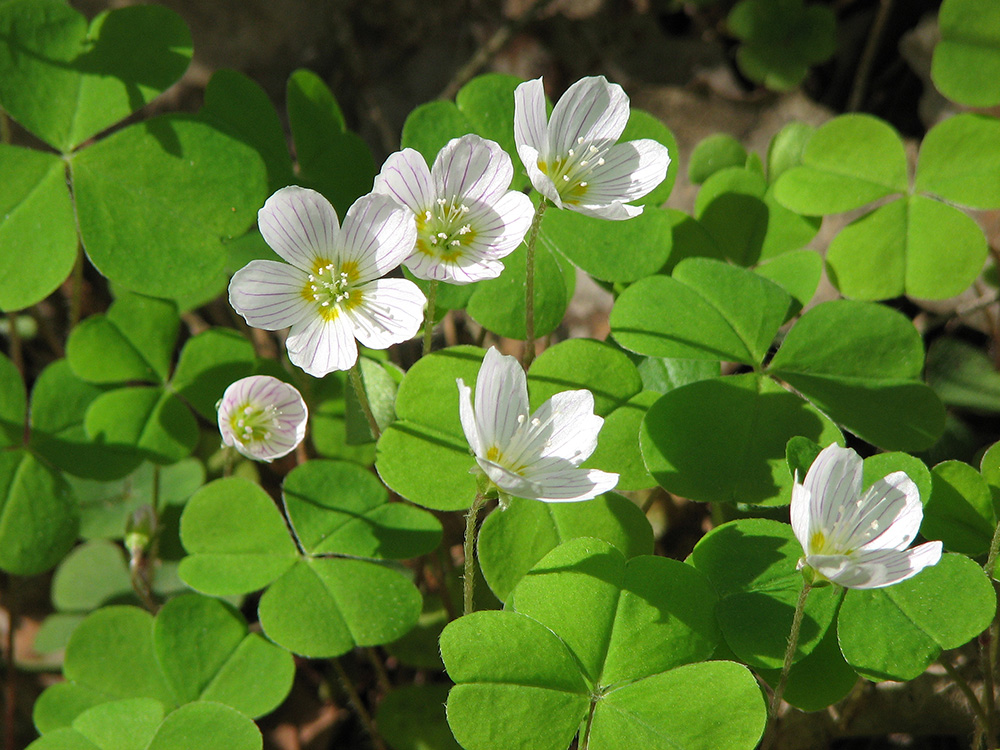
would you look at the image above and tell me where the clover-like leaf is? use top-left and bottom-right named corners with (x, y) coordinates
top-left (922, 460), bottom-right (995, 556)
top-left (926, 337), bottom-right (1000, 414)
top-left (84, 388), bottom-right (198, 465)
top-left (0, 351), bottom-right (25, 448)
top-left (931, 0), bottom-right (1000, 107)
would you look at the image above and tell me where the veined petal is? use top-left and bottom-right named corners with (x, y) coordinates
top-left (530, 390), bottom-right (604, 462)
top-left (513, 78), bottom-right (549, 159)
top-left (790, 477), bottom-right (811, 553)
top-left (518, 144), bottom-right (562, 206)
top-left (480, 190), bottom-right (535, 256)
top-left (803, 444), bottom-right (862, 550)
top-left (434, 134), bottom-right (514, 206)
top-left (258, 186), bottom-right (340, 272)
top-left (339, 193), bottom-right (418, 281)
top-left (228, 260), bottom-right (313, 330)
top-left (457, 378), bottom-right (485, 458)
top-left (405, 245), bottom-right (505, 284)
top-left (474, 347), bottom-right (530, 452)
top-left (548, 76), bottom-right (629, 156)
top-left (809, 542), bottom-right (943, 589)
top-left (569, 200), bottom-right (643, 220)
top-left (523, 461), bottom-right (619, 502)
top-left (343, 278), bottom-right (425, 350)
top-left (573, 139), bottom-right (670, 208)
top-left (286, 312), bottom-right (358, 376)
top-left (855, 472), bottom-right (923, 552)
top-left (218, 375), bottom-right (308, 462)
top-left (372, 148), bottom-right (436, 213)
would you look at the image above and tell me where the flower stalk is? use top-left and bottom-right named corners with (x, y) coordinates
top-left (463, 491), bottom-right (487, 616)
top-left (349, 361), bottom-right (381, 441)
top-left (422, 279), bottom-right (438, 357)
top-left (762, 579), bottom-right (812, 750)
top-left (523, 198), bottom-right (547, 368)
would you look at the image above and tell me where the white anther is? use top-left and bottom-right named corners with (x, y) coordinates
top-left (562, 175), bottom-right (570, 181)
top-left (450, 240), bottom-right (461, 246)
top-left (438, 232), bottom-right (448, 239)
top-left (580, 181), bottom-right (588, 187)
top-left (568, 148), bottom-right (575, 156)
top-left (425, 210), bottom-right (432, 220)
top-left (589, 145), bottom-right (598, 153)
top-left (517, 414), bottom-right (526, 424)
top-left (577, 136), bottom-right (584, 144)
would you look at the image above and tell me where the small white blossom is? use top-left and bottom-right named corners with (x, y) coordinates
top-left (791, 444), bottom-right (942, 589)
top-left (457, 347), bottom-right (618, 503)
top-left (373, 134), bottom-right (535, 284)
top-left (218, 375), bottom-right (308, 462)
top-left (228, 186), bottom-right (426, 377)
top-left (514, 75), bottom-right (671, 220)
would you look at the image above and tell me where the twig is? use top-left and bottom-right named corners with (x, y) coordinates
top-left (846, 0), bottom-right (894, 112)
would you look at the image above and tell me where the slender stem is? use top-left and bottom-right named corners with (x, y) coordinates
top-left (846, 0), bottom-right (894, 112)
top-left (68, 244), bottom-right (85, 330)
top-left (579, 697), bottom-right (599, 750)
top-left (333, 658), bottom-right (386, 750)
top-left (463, 492), bottom-right (487, 616)
top-left (983, 621), bottom-right (998, 749)
top-left (365, 647), bottom-right (393, 694)
top-left (985, 520), bottom-right (1000, 580)
top-left (3, 575), bottom-right (17, 750)
top-left (762, 579), bottom-right (812, 750)
top-left (941, 656), bottom-right (990, 728)
top-left (0, 109), bottom-right (11, 145)
top-left (422, 280), bottom-right (438, 357)
top-left (5, 313), bottom-right (22, 378)
top-left (522, 199), bottom-right (548, 368)
top-left (349, 361), bottom-right (381, 441)
top-left (434, 548), bottom-right (458, 622)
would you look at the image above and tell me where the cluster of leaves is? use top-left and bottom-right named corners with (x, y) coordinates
top-left (1, 0), bottom-right (1000, 749)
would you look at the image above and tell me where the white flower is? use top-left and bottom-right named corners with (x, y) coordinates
top-left (513, 75), bottom-right (671, 220)
top-left (791, 444), bottom-right (942, 589)
top-left (218, 375), bottom-right (308, 462)
top-left (373, 134), bottom-right (535, 284)
top-left (457, 347), bottom-right (619, 503)
top-left (229, 186), bottom-right (426, 377)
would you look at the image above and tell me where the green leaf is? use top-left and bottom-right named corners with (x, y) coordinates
top-left (754, 249), bottom-right (822, 316)
top-left (539, 205), bottom-right (673, 283)
top-left (84, 387), bottom-right (198, 465)
top-left (401, 101), bottom-right (474, 165)
top-left (466, 232), bottom-right (574, 339)
top-left (767, 121), bottom-right (814, 182)
top-left (825, 195), bottom-right (987, 301)
top-left (690, 518), bottom-right (841, 668)
top-left (926, 337), bottom-right (1000, 413)
top-left (310, 371), bottom-right (377, 465)
top-left (287, 69), bottom-right (375, 217)
top-left (145, 702), bottom-right (261, 750)
top-left (587, 390), bottom-right (659, 490)
top-left (728, 0), bottom-right (836, 91)
top-left (640, 374), bottom-right (842, 504)
top-left (30, 359), bottom-right (142, 480)
top-left (838, 553), bottom-right (996, 681)
top-left (527, 338), bottom-right (641, 414)
top-left (257, 556), bottom-right (421, 658)
top-left (179, 477), bottom-right (299, 596)
top-left (922, 460), bottom-right (995, 555)
top-left (0, 350), bottom-right (25, 447)
top-left (378, 685), bottom-right (461, 750)
top-left (768, 299), bottom-right (945, 450)
top-left (70, 114), bottom-right (266, 303)
top-left (281, 459), bottom-right (441, 559)
top-left (0, 1), bottom-right (192, 152)
top-left (375, 346), bottom-right (485, 511)
top-left (636, 357), bottom-right (720, 394)
top-left (611, 257), bottom-right (791, 365)
top-left (772, 114), bottom-right (908, 214)
top-left (755, 622), bottom-right (858, 711)
top-left (51, 540), bottom-right (134, 612)
top-left (344, 357), bottom-right (400, 444)
top-left (931, 0), bottom-right (1000, 107)
top-left (455, 73), bottom-right (530, 192)
top-left (478, 493), bottom-right (654, 602)
top-left (916, 113), bottom-right (1000, 209)
top-left (0, 145), bottom-right (77, 311)
top-left (688, 134), bottom-right (748, 184)
top-left (171, 329), bottom-right (256, 421)
top-left (67, 294), bottom-right (179, 385)
top-left (0, 449), bottom-right (78, 575)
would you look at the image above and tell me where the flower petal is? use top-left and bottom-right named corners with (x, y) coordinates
top-left (286, 312), bottom-right (358, 376)
top-left (802, 444), bottom-right (863, 552)
top-left (548, 76), bottom-right (629, 156)
top-left (228, 260), bottom-right (313, 330)
top-left (572, 139), bottom-right (670, 214)
top-left (513, 77), bottom-right (549, 159)
top-left (218, 375), bottom-right (308, 462)
top-left (486, 455), bottom-right (618, 502)
top-left (339, 193), bottom-right (418, 281)
top-left (457, 377), bottom-right (485, 458)
top-left (258, 186), bottom-right (340, 271)
top-left (404, 245), bottom-right (505, 284)
top-left (518, 144), bottom-right (562, 206)
top-left (854, 471), bottom-right (923, 552)
top-left (434, 134), bottom-right (514, 205)
top-left (567, 200), bottom-right (642, 220)
top-left (807, 541), bottom-right (943, 589)
top-left (343, 278), bottom-right (425, 350)
top-left (530, 390), bottom-right (604, 463)
top-left (372, 148), bottom-right (436, 213)
top-left (474, 347), bottom-right (530, 452)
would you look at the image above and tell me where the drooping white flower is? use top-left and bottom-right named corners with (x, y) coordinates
top-left (218, 375), bottom-right (308, 462)
top-left (457, 347), bottom-right (619, 503)
top-left (513, 75), bottom-right (671, 220)
top-left (229, 187), bottom-right (426, 377)
top-left (373, 134), bottom-right (535, 284)
top-left (791, 444), bottom-right (942, 589)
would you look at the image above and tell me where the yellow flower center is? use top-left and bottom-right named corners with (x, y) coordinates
top-left (538, 137), bottom-right (610, 205)
top-left (229, 401), bottom-right (279, 445)
top-left (415, 197), bottom-right (478, 262)
top-left (301, 258), bottom-right (363, 321)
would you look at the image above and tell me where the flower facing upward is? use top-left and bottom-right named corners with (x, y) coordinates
top-left (457, 347), bottom-right (619, 503)
top-left (513, 75), bottom-right (671, 220)
top-left (218, 375), bottom-right (308, 462)
top-left (373, 134), bottom-right (535, 284)
top-left (791, 444), bottom-right (942, 589)
top-left (228, 186), bottom-right (426, 377)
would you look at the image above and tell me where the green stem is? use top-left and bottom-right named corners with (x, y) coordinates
top-left (366, 647), bottom-right (393, 694)
top-left (762, 579), bottom-right (812, 749)
top-left (941, 656), bottom-right (990, 729)
top-left (463, 492), bottom-right (487, 616)
top-left (422, 280), bottom-right (438, 357)
top-left (349, 361), bottom-right (381, 441)
top-left (579, 696), bottom-right (599, 750)
top-left (985, 519), bottom-right (1000, 580)
top-left (522, 199), bottom-right (548, 368)
top-left (333, 658), bottom-right (386, 750)
top-left (983, 621), bottom-right (998, 749)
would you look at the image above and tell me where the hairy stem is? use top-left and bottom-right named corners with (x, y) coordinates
top-left (940, 656), bottom-right (990, 728)
top-left (349, 361), bottom-right (381, 441)
top-left (422, 280), bottom-right (438, 357)
top-left (847, 0), bottom-right (894, 112)
top-left (463, 492), bottom-right (487, 616)
top-left (333, 658), bottom-right (386, 750)
top-left (523, 199), bottom-right (548, 368)
top-left (366, 647), bottom-right (393, 694)
top-left (762, 579), bottom-right (812, 750)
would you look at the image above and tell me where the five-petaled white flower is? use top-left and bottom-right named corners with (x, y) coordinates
top-left (514, 75), bottom-right (671, 220)
top-left (373, 134), bottom-right (535, 284)
top-left (791, 443), bottom-right (942, 589)
top-left (229, 187), bottom-right (426, 377)
top-left (457, 347), bottom-right (619, 503)
top-left (218, 375), bottom-right (308, 462)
